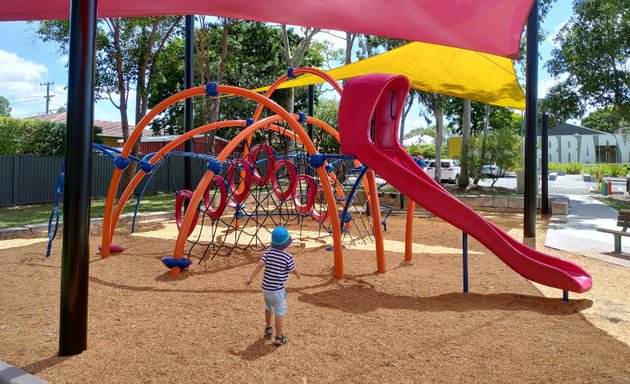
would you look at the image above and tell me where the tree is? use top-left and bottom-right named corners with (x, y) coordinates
top-left (545, 0), bottom-right (629, 119)
top-left (418, 92), bottom-right (445, 182)
top-left (444, 98), bottom-right (522, 136)
top-left (581, 107), bottom-right (628, 133)
top-left (35, 17), bottom-right (182, 185)
top-left (313, 98), bottom-right (340, 153)
top-left (467, 126), bottom-right (523, 187)
top-left (458, 99), bottom-right (471, 188)
top-left (148, 21), bottom-right (323, 142)
top-left (281, 25), bottom-right (320, 114)
top-left (0, 96), bottom-right (11, 117)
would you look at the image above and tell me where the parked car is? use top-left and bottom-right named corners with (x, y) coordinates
top-left (426, 159), bottom-right (461, 184)
top-left (481, 164), bottom-right (505, 178)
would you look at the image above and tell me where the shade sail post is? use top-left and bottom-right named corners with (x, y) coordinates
top-left (524, 0), bottom-right (538, 238)
top-left (184, 15), bottom-right (194, 192)
top-left (59, 0), bottom-right (98, 356)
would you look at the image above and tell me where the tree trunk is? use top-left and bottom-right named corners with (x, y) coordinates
top-left (434, 106), bottom-right (444, 183)
top-left (473, 104), bottom-right (491, 184)
top-left (281, 25), bottom-right (320, 153)
top-left (207, 18), bottom-right (230, 154)
top-left (459, 99), bottom-right (471, 188)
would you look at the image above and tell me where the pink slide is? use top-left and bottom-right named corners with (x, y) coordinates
top-left (338, 74), bottom-right (592, 293)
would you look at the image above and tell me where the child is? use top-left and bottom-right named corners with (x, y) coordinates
top-left (245, 226), bottom-right (300, 346)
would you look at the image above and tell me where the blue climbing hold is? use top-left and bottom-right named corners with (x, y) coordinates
top-left (139, 160), bottom-right (154, 174)
top-left (308, 154), bottom-right (326, 169)
top-left (205, 82), bottom-right (219, 97)
top-left (113, 156), bottom-right (131, 170)
top-left (161, 257), bottom-right (192, 270)
top-left (206, 158), bottom-right (223, 174)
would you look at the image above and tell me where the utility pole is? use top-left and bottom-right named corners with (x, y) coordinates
top-left (40, 81), bottom-right (55, 114)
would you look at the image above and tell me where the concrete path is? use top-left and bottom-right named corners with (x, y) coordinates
top-left (543, 174), bottom-right (630, 267)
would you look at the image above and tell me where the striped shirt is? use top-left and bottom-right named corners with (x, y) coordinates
top-left (261, 248), bottom-right (295, 292)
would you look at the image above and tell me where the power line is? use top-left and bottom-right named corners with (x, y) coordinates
top-left (10, 97), bottom-right (44, 105)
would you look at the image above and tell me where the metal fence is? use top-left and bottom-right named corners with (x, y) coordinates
top-left (0, 155), bottom-right (208, 207)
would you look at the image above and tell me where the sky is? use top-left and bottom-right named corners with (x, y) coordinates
top-left (0, 2), bottom-right (574, 131)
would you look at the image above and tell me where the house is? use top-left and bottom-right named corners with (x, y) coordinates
top-left (25, 113), bottom-right (234, 155)
top-left (540, 123), bottom-right (622, 164)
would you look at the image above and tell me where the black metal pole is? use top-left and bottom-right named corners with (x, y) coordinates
top-left (307, 84), bottom-right (314, 177)
top-left (524, 0), bottom-right (539, 238)
top-left (59, 0), bottom-right (98, 356)
top-left (541, 114), bottom-right (549, 214)
top-left (184, 15), bottom-right (194, 193)
top-left (307, 84), bottom-right (314, 137)
top-left (463, 232), bottom-right (469, 293)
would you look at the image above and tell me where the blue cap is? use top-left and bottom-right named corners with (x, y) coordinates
top-left (271, 226), bottom-right (292, 249)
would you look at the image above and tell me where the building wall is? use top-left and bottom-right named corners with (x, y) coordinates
top-left (542, 134), bottom-right (628, 164)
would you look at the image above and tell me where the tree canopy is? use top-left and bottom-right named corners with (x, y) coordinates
top-left (544, 0), bottom-right (629, 120)
top-left (148, 21), bottom-right (324, 140)
top-left (444, 98), bottom-right (522, 136)
top-left (581, 107), bottom-right (628, 133)
top-left (0, 96), bottom-right (10, 117)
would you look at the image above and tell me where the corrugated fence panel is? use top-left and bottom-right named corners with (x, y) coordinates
top-left (92, 155), bottom-right (115, 198)
top-left (13, 155), bottom-right (63, 205)
top-left (1, 155), bottom-right (226, 206)
top-left (0, 156), bottom-right (15, 206)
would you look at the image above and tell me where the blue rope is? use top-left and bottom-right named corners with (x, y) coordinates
top-left (131, 151), bottom-right (221, 232)
top-left (45, 158), bottom-right (65, 258)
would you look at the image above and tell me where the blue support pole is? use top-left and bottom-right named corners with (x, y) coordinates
top-left (563, 290), bottom-right (569, 302)
top-left (524, 0), bottom-right (539, 237)
top-left (463, 232), bottom-right (469, 293)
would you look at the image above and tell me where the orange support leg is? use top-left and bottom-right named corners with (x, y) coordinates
top-left (366, 170), bottom-right (386, 273)
top-left (405, 200), bottom-right (415, 262)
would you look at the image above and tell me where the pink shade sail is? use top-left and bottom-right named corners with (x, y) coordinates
top-left (0, 0), bottom-right (533, 58)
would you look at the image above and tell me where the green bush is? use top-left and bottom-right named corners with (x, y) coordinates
top-left (584, 163), bottom-right (629, 178)
top-left (549, 162), bottom-right (630, 178)
top-left (0, 117), bottom-right (66, 155)
top-left (548, 162), bottom-right (582, 174)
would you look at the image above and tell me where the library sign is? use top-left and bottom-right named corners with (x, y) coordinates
top-left (544, 134), bottom-right (630, 164)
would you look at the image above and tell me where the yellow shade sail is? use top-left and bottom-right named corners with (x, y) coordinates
top-left (255, 41), bottom-right (525, 110)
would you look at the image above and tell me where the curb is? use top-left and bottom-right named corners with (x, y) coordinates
top-left (0, 361), bottom-right (47, 384)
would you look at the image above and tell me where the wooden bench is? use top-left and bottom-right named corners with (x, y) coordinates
top-left (596, 209), bottom-right (630, 252)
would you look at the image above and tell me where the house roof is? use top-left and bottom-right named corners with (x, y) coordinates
top-left (403, 134), bottom-right (435, 146)
top-left (546, 123), bottom-right (608, 136)
top-left (25, 112), bottom-right (149, 138)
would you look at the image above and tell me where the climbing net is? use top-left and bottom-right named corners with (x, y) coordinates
top-left (174, 118), bottom-right (377, 263)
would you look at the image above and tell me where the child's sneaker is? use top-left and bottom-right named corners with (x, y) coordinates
top-left (274, 335), bottom-right (288, 346)
top-left (264, 326), bottom-right (273, 339)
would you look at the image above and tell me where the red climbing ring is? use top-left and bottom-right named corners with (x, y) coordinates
top-left (227, 158), bottom-right (253, 204)
top-left (270, 159), bottom-right (298, 201)
top-left (293, 174), bottom-right (317, 215)
top-left (175, 189), bottom-right (199, 237)
top-left (248, 144), bottom-right (276, 186)
top-left (310, 184), bottom-right (330, 223)
top-left (203, 174), bottom-right (229, 220)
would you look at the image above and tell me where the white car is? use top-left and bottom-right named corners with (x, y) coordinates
top-left (426, 159), bottom-right (461, 184)
top-left (481, 164), bottom-right (505, 178)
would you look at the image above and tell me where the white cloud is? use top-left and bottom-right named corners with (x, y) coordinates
top-left (0, 49), bottom-right (50, 117)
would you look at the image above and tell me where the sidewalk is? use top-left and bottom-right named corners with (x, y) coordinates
top-left (545, 183), bottom-right (630, 267)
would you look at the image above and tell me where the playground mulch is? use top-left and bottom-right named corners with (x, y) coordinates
top-left (1, 213), bottom-right (629, 383)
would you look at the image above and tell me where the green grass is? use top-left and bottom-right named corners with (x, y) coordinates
top-left (593, 196), bottom-right (630, 212)
top-left (0, 192), bottom-right (176, 229)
